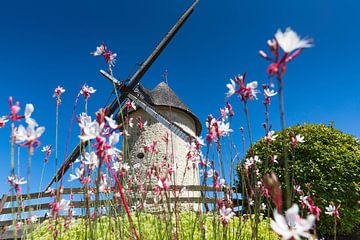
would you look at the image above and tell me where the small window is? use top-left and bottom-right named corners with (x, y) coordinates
top-left (137, 152), bottom-right (145, 159)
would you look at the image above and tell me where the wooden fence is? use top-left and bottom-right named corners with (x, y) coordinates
top-left (0, 185), bottom-right (243, 239)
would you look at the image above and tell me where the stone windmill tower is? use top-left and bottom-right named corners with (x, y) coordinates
top-left (127, 82), bottom-right (202, 191)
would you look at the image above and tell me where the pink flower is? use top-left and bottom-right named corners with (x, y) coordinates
top-left (8, 97), bottom-right (23, 121)
top-left (136, 116), bottom-right (147, 130)
top-left (143, 141), bottom-right (158, 154)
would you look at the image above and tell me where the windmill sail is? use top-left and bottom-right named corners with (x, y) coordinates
top-left (45, 0), bottom-right (199, 190)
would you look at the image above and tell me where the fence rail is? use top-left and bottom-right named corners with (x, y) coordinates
top-left (0, 185), bottom-right (243, 233)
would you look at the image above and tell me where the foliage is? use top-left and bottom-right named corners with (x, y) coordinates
top-left (29, 212), bottom-right (279, 240)
top-left (241, 124), bottom-right (360, 236)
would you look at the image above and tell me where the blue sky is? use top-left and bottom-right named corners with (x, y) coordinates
top-left (0, 0), bottom-right (359, 195)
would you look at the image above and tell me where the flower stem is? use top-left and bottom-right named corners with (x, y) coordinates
top-left (277, 75), bottom-right (290, 210)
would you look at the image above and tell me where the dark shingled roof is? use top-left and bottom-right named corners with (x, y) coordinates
top-left (134, 82), bottom-right (202, 135)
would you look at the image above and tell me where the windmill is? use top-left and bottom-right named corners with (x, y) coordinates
top-left (45, 0), bottom-right (200, 190)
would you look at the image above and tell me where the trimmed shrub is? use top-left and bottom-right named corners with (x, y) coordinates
top-left (241, 124), bottom-right (360, 236)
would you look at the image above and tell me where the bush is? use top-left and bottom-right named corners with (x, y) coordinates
top-left (241, 124), bottom-right (360, 236)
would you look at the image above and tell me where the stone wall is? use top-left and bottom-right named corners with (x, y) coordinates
top-left (126, 106), bottom-right (200, 210)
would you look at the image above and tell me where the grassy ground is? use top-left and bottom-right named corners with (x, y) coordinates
top-left (28, 212), bottom-right (279, 240)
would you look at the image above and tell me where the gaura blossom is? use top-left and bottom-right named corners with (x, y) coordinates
top-left (83, 151), bottom-right (99, 171)
top-left (79, 118), bottom-right (102, 142)
top-left (264, 88), bottom-right (278, 97)
top-left (264, 130), bottom-right (278, 143)
top-left (91, 43), bottom-right (117, 69)
top-left (271, 204), bottom-right (315, 240)
top-left (8, 175), bottom-right (27, 194)
top-left (105, 115), bottom-right (118, 130)
top-left (51, 199), bottom-right (71, 213)
top-left (24, 104), bottom-right (38, 127)
top-left (291, 133), bottom-right (305, 149)
top-left (41, 145), bottom-right (52, 163)
top-left (112, 161), bottom-right (130, 173)
top-left (275, 28), bottom-right (313, 54)
top-left (53, 86), bottom-right (66, 105)
top-left (80, 84), bottom-right (96, 99)
top-left (260, 28), bottom-right (313, 78)
top-left (126, 99), bottom-right (136, 111)
top-left (218, 121), bottom-right (233, 136)
top-left (219, 206), bottom-right (235, 225)
top-left (68, 167), bottom-right (84, 182)
top-left (14, 124), bottom-right (45, 150)
top-left (226, 73), bottom-right (259, 101)
top-left (0, 116), bottom-right (9, 128)
top-left (325, 203), bottom-right (340, 218)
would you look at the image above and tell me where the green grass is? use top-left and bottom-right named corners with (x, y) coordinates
top-left (29, 211), bottom-right (279, 240)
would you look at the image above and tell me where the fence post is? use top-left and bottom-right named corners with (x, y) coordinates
top-left (0, 195), bottom-right (8, 215)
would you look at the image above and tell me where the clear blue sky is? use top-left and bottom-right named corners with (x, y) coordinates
top-left (0, 0), bottom-right (359, 195)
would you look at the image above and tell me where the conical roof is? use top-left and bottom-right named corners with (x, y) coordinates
top-left (134, 82), bottom-right (202, 135)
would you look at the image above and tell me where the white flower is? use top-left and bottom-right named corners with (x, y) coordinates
top-left (219, 178), bottom-right (226, 188)
top-left (8, 175), bottom-right (27, 185)
top-left (219, 206), bottom-right (235, 225)
top-left (112, 161), bottom-right (130, 173)
top-left (218, 121), bottom-right (233, 136)
top-left (41, 145), bottom-right (51, 153)
top-left (195, 136), bottom-right (206, 146)
top-left (128, 118), bottom-right (134, 128)
top-left (107, 132), bottom-right (121, 156)
top-left (271, 204), bottom-right (315, 240)
top-left (264, 88), bottom-right (278, 97)
top-left (246, 81), bottom-right (259, 100)
top-left (265, 130), bottom-right (278, 142)
top-left (68, 167), bottom-right (84, 182)
top-left (53, 86), bottom-right (66, 97)
top-left (0, 116), bottom-right (8, 128)
top-left (325, 204), bottom-right (336, 216)
top-left (24, 104), bottom-right (38, 127)
top-left (14, 124), bottom-right (45, 144)
top-left (80, 84), bottom-right (96, 98)
top-left (245, 158), bottom-right (254, 168)
top-left (261, 203), bottom-right (267, 211)
top-left (226, 79), bottom-right (236, 98)
top-left (108, 53), bottom-right (117, 67)
top-left (275, 28), bottom-right (313, 53)
top-left (91, 44), bottom-right (106, 56)
top-left (30, 215), bottom-right (39, 223)
top-left (83, 152), bottom-right (99, 171)
top-left (295, 134), bottom-right (305, 143)
top-left (79, 120), bottom-right (101, 142)
top-left (59, 199), bottom-right (71, 211)
top-left (99, 174), bottom-right (111, 192)
top-left (105, 115), bottom-right (118, 129)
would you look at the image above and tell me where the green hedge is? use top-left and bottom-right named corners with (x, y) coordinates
top-left (241, 124), bottom-right (360, 236)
